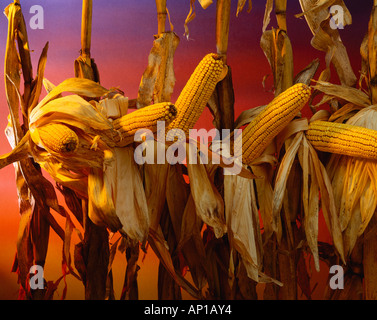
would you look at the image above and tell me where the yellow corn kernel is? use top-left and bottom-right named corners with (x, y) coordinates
top-left (113, 102), bottom-right (177, 147)
top-left (306, 120), bottom-right (377, 159)
top-left (238, 83), bottom-right (311, 165)
top-left (38, 123), bottom-right (79, 153)
top-left (166, 53), bottom-right (226, 141)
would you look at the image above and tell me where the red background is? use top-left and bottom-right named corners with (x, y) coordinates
top-left (0, 0), bottom-right (371, 299)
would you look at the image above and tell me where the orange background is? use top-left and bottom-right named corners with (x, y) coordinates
top-left (0, 0), bottom-right (370, 299)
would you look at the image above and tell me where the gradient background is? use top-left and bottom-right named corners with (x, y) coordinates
top-left (0, 0), bottom-right (371, 299)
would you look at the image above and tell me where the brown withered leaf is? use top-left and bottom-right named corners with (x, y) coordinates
top-left (366, 4), bottom-right (377, 104)
top-left (148, 227), bottom-right (202, 299)
top-left (28, 42), bottom-right (49, 115)
top-left (313, 81), bottom-right (371, 107)
top-left (297, 0), bottom-right (356, 87)
top-left (137, 32), bottom-right (179, 108)
top-left (224, 173), bottom-right (281, 286)
top-left (260, 28), bottom-right (294, 96)
top-left (294, 58), bottom-right (320, 86)
top-left (114, 147), bottom-right (150, 242)
top-left (186, 149), bottom-right (227, 239)
top-left (262, 0), bottom-right (274, 32)
top-left (273, 132), bottom-right (303, 241)
top-left (250, 164), bottom-right (274, 242)
top-left (143, 143), bottom-right (170, 231)
top-left (236, 0), bottom-right (252, 17)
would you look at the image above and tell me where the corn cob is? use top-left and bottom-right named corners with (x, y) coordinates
top-left (238, 83), bottom-right (311, 165)
top-left (306, 120), bottom-right (377, 160)
top-left (113, 102), bottom-right (177, 147)
top-left (38, 123), bottom-right (79, 153)
top-left (166, 53), bottom-right (226, 141)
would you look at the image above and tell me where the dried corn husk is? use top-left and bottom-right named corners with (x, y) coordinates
top-left (297, 0), bottom-right (356, 87)
top-left (326, 106), bottom-right (377, 258)
top-left (137, 32), bottom-right (179, 109)
top-left (187, 147), bottom-right (227, 238)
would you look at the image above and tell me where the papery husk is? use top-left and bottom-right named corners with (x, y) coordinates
top-left (273, 132), bottom-right (303, 242)
top-left (326, 106), bottom-right (377, 259)
top-left (36, 77), bottom-right (110, 109)
top-left (113, 147), bottom-right (150, 242)
top-left (88, 165), bottom-right (121, 232)
top-left (297, 0), bottom-right (356, 87)
top-left (224, 172), bottom-right (282, 286)
top-left (313, 81), bottom-right (371, 108)
top-left (137, 32), bottom-right (179, 109)
top-left (186, 146), bottom-right (227, 238)
top-left (144, 163), bottom-right (169, 232)
top-left (274, 117), bottom-right (345, 269)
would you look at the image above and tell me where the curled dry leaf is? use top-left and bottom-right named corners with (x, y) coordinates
top-left (298, 0), bottom-right (356, 87)
top-left (313, 81), bottom-right (371, 108)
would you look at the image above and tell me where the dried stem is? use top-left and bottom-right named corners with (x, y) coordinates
top-left (216, 0), bottom-right (231, 62)
top-left (275, 0), bottom-right (287, 31)
top-left (155, 0), bottom-right (167, 35)
top-left (81, 0), bottom-right (92, 59)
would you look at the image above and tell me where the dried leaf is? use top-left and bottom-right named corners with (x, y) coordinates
top-left (137, 32), bottom-right (179, 108)
top-left (298, 0), bottom-right (356, 86)
top-left (198, 0), bottom-right (213, 9)
top-left (187, 148), bottom-right (226, 238)
top-left (236, 0), bottom-right (252, 17)
top-left (294, 58), bottom-right (320, 86)
top-left (114, 147), bottom-right (150, 242)
top-left (260, 29), bottom-right (293, 96)
top-left (313, 81), bottom-right (371, 107)
top-left (262, 0), bottom-right (274, 32)
top-left (148, 227), bottom-right (202, 299)
top-left (272, 132), bottom-right (303, 240)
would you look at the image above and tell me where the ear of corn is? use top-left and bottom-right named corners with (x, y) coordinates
top-left (166, 53), bottom-right (226, 141)
top-left (113, 102), bottom-right (177, 147)
top-left (38, 123), bottom-right (79, 153)
top-left (306, 120), bottom-right (377, 159)
top-left (238, 83), bottom-right (311, 165)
